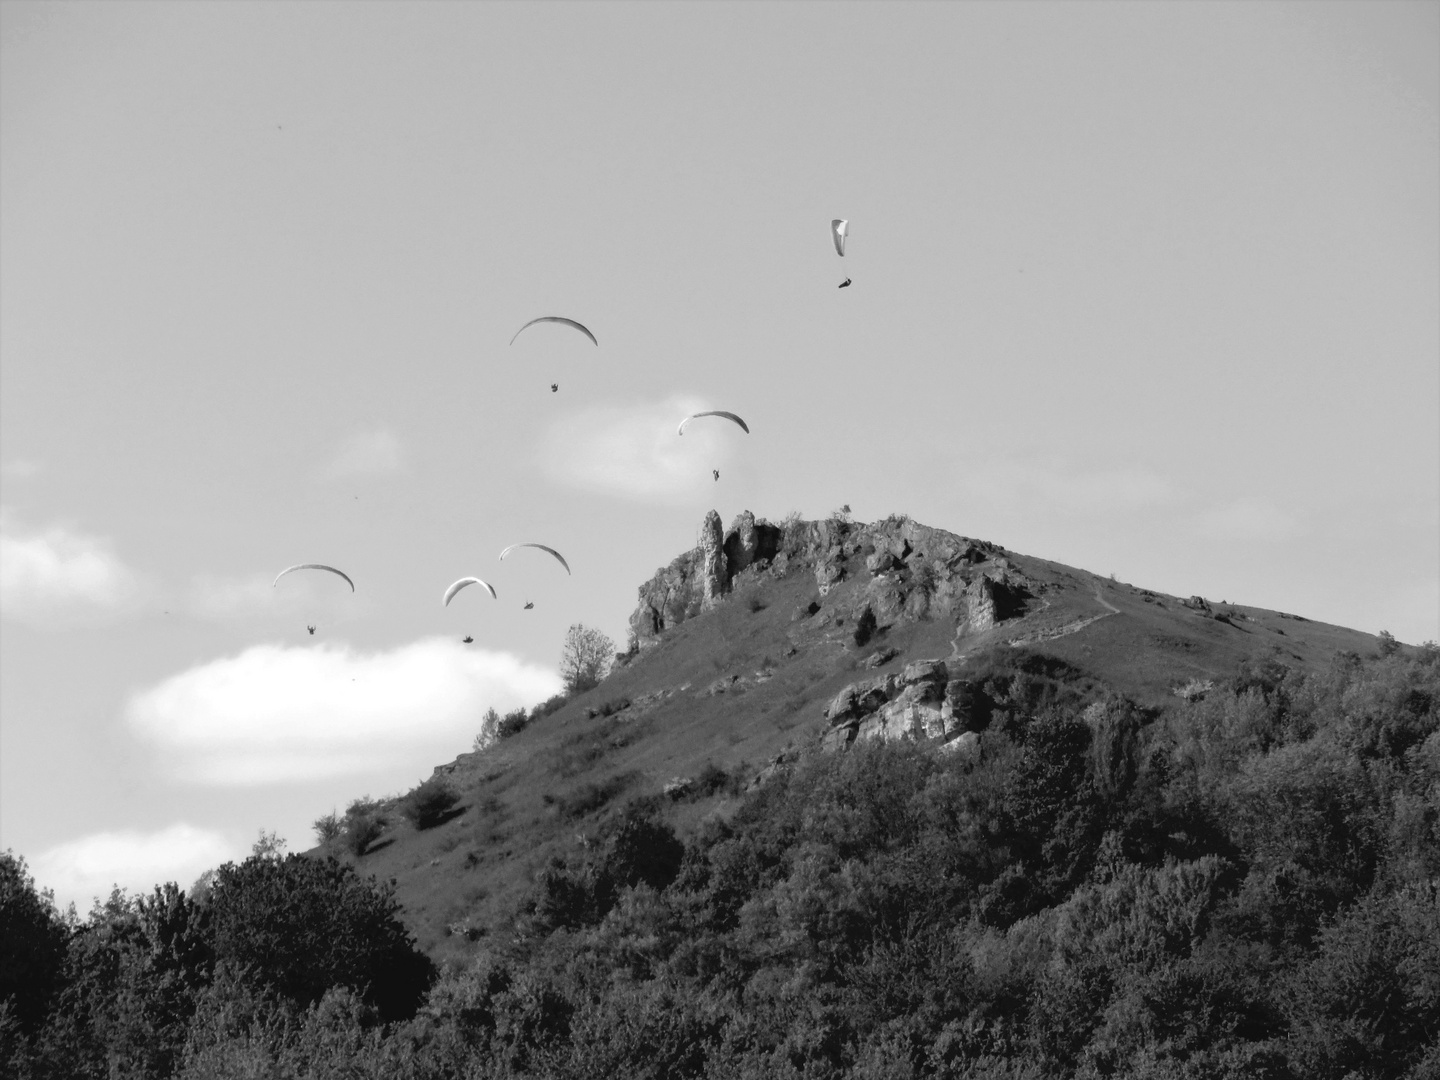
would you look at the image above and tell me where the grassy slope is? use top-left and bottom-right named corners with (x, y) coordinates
top-left (314, 536), bottom-right (1384, 965)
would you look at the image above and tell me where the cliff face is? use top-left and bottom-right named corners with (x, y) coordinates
top-left (628, 509), bottom-right (1027, 650)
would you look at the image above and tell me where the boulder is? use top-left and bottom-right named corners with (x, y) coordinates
top-left (902, 658), bottom-right (950, 687)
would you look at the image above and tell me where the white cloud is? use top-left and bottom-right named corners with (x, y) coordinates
top-left (127, 638), bottom-right (562, 784)
top-left (1194, 497), bottom-right (1300, 542)
top-left (540, 396), bottom-right (745, 503)
top-left (319, 428), bottom-right (403, 480)
top-left (0, 514), bottom-right (147, 625)
top-left (30, 824), bottom-right (239, 913)
top-left (0, 459), bottom-right (42, 480)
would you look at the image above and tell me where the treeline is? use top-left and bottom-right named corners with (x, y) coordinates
top-left (3, 645), bottom-right (1437, 1078)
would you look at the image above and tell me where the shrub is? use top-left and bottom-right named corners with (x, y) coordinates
top-left (497, 707), bottom-right (530, 738)
top-left (343, 798), bottom-right (386, 855)
top-left (312, 810), bottom-right (342, 845)
top-left (207, 854), bottom-right (435, 1021)
top-left (853, 605), bottom-right (877, 647)
top-left (401, 777), bottom-right (461, 830)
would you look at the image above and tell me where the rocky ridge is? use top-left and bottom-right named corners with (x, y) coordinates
top-left (628, 509), bottom-right (1038, 753)
top-left (628, 510), bottom-right (1029, 649)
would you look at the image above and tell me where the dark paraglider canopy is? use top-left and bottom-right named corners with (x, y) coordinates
top-left (677, 411), bottom-right (750, 436)
top-left (838, 278), bottom-right (852, 288)
top-left (510, 317), bottom-right (598, 348)
top-left (523, 601), bottom-right (535, 610)
top-left (462, 635), bottom-right (474, 644)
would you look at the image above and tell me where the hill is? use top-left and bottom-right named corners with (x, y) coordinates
top-left (8, 509), bottom-right (1435, 1079)
top-left (329, 510), bottom-right (1388, 962)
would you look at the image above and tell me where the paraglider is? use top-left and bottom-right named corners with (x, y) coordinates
top-left (551, 383), bottom-right (559, 393)
top-left (713, 469), bottom-right (720, 482)
top-left (677, 411), bottom-right (750, 436)
top-left (273, 564), bottom-right (355, 591)
top-left (831, 219), bottom-right (850, 288)
top-left (499, 543), bottom-right (571, 575)
top-left (462, 635), bottom-right (474, 644)
top-left (510, 317), bottom-right (598, 348)
top-left (274, 564), bottom-right (353, 635)
top-left (443, 577), bottom-right (498, 606)
top-left (523, 601), bottom-right (535, 610)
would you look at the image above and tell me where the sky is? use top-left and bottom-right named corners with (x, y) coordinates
top-left (2, 1), bottom-right (1436, 911)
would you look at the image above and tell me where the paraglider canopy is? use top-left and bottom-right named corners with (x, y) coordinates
top-left (510, 317), bottom-right (598, 348)
top-left (831, 219), bottom-right (848, 258)
top-left (443, 577), bottom-right (498, 606)
top-left (499, 543), bottom-right (571, 575)
top-left (273, 564), bottom-right (355, 591)
top-left (677, 411), bottom-right (750, 436)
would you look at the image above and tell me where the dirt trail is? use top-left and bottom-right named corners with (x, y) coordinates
top-left (950, 577), bottom-right (1120, 660)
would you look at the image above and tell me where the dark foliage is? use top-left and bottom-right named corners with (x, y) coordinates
top-left (0, 852), bottom-right (69, 1033)
top-left (400, 777), bottom-right (462, 830)
top-left (8, 647), bottom-right (1438, 1079)
top-left (852, 605), bottom-right (877, 647)
top-left (207, 854), bottom-right (434, 1022)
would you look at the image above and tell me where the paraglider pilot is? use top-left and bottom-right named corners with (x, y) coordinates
top-left (838, 278), bottom-right (852, 288)
top-left (307, 624), bottom-right (315, 636)
top-left (551, 383), bottom-right (558, 393)
top-left (713, 469), bottom-right (720, 481)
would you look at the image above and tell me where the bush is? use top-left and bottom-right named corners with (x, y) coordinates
top-left (853, 605), bottom-right (877, 647)
top-left (207, 854), bottom-right (434, 1021)
top-left (497, 707), bottom-right (531, 738)
top-left (312, 810), bottom-right (342, 845)
top-left (346, 814), bottom-right (384, 856)
top-left (400, 777), bottom-right (461, 830)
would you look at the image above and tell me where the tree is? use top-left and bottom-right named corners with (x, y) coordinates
top-left (0, 850), bottom-right (70, 1032)
top-left (207, 853), bottom-right (434, 1021)
top-left (560, 623), bottom-right (616, 694)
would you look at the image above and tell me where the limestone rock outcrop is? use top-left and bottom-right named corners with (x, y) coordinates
top-left (821, 659), bottom-right (981, 751)
top-left (628, 508), bottom-right (1032, 651)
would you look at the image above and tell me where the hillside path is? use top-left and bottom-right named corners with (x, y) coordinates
top-left (949, 576), bottom-right (1120, 661)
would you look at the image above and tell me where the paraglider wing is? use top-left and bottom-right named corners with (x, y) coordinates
top-left (509, 317), bottom-right (598, 348)
top-left (677, 411), bottom-right (750, 436)
top-left (273, 564), bottom-right (355, 591)
top-left (443, 577), bottom-right (498, 606)
top-left (831, 219), bottom-right (848, 258)
top-left (499, 543), bottom-right (571, 575)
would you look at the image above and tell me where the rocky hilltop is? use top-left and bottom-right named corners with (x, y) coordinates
top-left (629, 509), bottom-right (1026, 647)
top-left (628, 510), bottom-right (1038, 754)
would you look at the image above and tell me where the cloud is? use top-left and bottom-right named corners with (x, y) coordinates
top-left (30, 824), bottom-right (238, 913)
top-left (0, 459), bottom-right (42, 480)
top-left (540, 396), bottom-right (745, 503)
top-left (127, 638), bottom-right (562, 784)
top-left (1194, 497), bottom-right (1300, 542)
top-left (0, 514), bottom-right (147, 625)
top-left (319, 428), bottom-right (403, 480)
